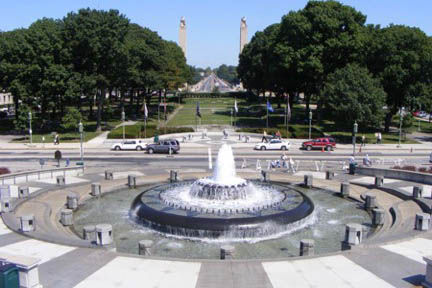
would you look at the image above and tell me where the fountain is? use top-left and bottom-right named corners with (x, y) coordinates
top-left (131, 144), bottom-right (314, 240)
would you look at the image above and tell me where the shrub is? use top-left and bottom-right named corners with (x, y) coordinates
top-left (418, 167), bottom-right (428, 173)
top-left (0, 168), bottom-right (10, 175)
top-left (61, 108), bottom-right (82, 131)
top-left (107, 125), bottom-right (193, 139)
top-left (401, 165), bottom-right (416, 171)
top-left (391, 165), bottom-right (401, 170)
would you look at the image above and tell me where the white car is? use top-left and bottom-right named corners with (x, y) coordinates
top-left (111, 140), bottom-right (147, 151)
top-left (255, 139), bottom-right (291, 151)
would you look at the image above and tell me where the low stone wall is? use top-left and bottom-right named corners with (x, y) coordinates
top-left (356, 166), bottom-right (432, 185)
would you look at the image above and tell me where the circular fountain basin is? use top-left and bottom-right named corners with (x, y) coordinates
top-left (131, 181), bottom-right (314, 239)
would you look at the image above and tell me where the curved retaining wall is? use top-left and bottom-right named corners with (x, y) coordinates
top-left (356, 166), bottom-right (432, 185)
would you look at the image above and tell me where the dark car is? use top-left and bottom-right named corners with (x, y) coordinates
top-left (146, 139), bottom-right (180, 154)
top-left (301, 137), bottom-right (336, 151)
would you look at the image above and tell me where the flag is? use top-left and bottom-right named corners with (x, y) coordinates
top-left (286, 95), bottom-right (291, 122)
top-left (196, 102), bottom-right (202, 118)
top-left (267, 100), bottom-right (274, 113)
top-left (143, 101), bottom-right (148, 120)
top-left (234, 100), bottom-right (238, 113)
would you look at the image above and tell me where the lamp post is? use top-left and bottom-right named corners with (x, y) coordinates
top-left (308, 111), bottom-right (312, 140)
top-left (28, 111), bottom-right (32, 145)
top-left (353, 121), bottom-right (358, 156)
top-left (78, 121), bottom-right (84, 162)
top-left (398, 108), bottom-right (403, 147)
top-left (230, 108), bottom-right (233, 126)
top-left (121, 109), bottom-right (125, 142)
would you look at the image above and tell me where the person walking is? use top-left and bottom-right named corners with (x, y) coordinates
top-left (275, 130), bottom-right (282, 140)
top-left (377, 132), bottom-right (382, 144)
top-left (361, 135), bottom-right (366, 147)
top-left (261, 130), bottom-right (268, 143)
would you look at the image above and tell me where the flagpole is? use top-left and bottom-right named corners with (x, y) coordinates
top-left (144, 118), bottom-right (147, 138)
top-left (266, 101), bottom-right (269, 129)
top-left (286, 94), bottom-right (289, 138)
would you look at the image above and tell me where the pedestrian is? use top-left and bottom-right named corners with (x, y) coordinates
top-left (56, 134), bottom-right (60, 145)
top-left (361, 135), bottom-right (366, 147)
top-left (262, 130), bottom-right (268, 143)
top-left (377, 132), bottom-right (382, 144)
top-left (65, 158), bottom-right (70, 167)
top-left (363, 154), bottom-right (372, 167)
top-left (275, 130), bottom-right (281, 140)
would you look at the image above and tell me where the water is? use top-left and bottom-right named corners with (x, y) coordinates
top-left (73, 186), bottom-right (372, 259)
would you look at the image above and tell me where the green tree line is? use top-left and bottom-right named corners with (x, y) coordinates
top-left (238, 1), bottom-right (432, 131)
top-left (0, 9), bottom-right (190, 131)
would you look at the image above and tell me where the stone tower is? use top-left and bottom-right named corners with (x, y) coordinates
top-left (240, 17), bottom-right (248, 54)
top-left (179, 17), bottom-right (187, 58)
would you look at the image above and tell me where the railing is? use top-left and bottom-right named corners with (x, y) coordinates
top-left (0, 166), bottom-right (85, 185)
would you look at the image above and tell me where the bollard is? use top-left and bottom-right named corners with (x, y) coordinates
top-left (300, 239), bottom-right (314, 256)
top-left (220, 245), bottom-right (235, 260)
top-left (0, 199), bottom-right (11, 213)
top-left (67, 193), bottom-right (79, 210)
top-left (128, 175), bottom-right (137, 188)
top-left (364, 193), bottom-right (377, 211)
top-left (83, 225), bottom-right (96, 242)
top-left (340, 183), bottom-right (350, 198)
top-left (20, 215), bottom-right (35, 232)
top-left (56, 175), bottom-right (65, 186)
top-left (170, 170), bottom-right (178, 183)
top-left (422, 256), bottom-right (432, 288)
top-left (18, 186), bottom-right (30, 199)
top-left (342, 223), bottom-right (363, 250)
top-left (325, 171), bottom-right (335, 180)
top-left (413, 186), bottom-right (423, 199)
top-left (415, 213), bottom-right (430, 231)
top-left (304, 174), bottom-right (313, 188)
top-left (138, 240), bottom-right (154, 256)
top-left (60, 209), bottom-right (73, 226)
top-left (105, 170), bottom-right (114, 180)
top-left (95, 224), bottom-right (113, 246)
top-left (374, 176), bottom-right (384, 187)
top-left (0, 185), bottom-right (10, 200)
top-left (91, 183), bottom-right (101, 196)
top-left (372, 208), bottom-right (385, 226)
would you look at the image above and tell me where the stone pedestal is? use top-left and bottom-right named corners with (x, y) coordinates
top-left (374, 176), bottom-right (384, 187)
top-left (415, 213), bottom-right (430, 231)
top-left (128, 175), bottom-right (137, 188)
top-left (18, 186), bottom-right (30, 199)
top-left (325, 171), bottom-right (334, 180)
top-left (0, 185), bottom-right (11, 200)
top-left (105, 170), bottom-right (114, 180)
top-left (96, 224), bottom-right (113, 246)
top-left (413, 186), bottom-right (423, 199)
top-left (372, 208), bottom-right (385, 226)
top-left (67, 193), bottom-right (79, 210)
top-left (423, 256), bottom-right (432, 288)
top-left (0, 199), bottom-right (11, 213)
top-left (220, 245), bottom-right (235, 260)
top-left (138, 240), bottom-right (153, 256)
top-left (20, 215), bottom-right (35, 232)
top-left (0, 253), bottom-right (42, 288)
top-left (340, 183), bottom-right (350, 198)
top-left (83, 225), bottom-right (96, 242)
top-left (60, 209), bottom-right (73, 226)
top-left (56, 175), bottom-right (65, 186)
top-left (343, 223), bottom-right (363, 249)
top-left (300, 239), bottom-right (314, 256)
top-left (304, 175), bottom-right (313, 188)
top-left (364, 193), bottom-right (377, 211)
top-left (260, 170), bottom-right (268, 182)
top-left (170, 170), bottom-right (178, 183)
top-left (91, 183), bottom-right (101, 197)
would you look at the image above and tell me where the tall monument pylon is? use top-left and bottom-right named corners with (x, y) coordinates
top-left (240, 17), bottom-right (248, 54)
top-left (179, 17), bottom-right (187, 58)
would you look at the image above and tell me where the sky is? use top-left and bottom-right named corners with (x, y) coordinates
top-left (1, 0), bottom-right (431, 68)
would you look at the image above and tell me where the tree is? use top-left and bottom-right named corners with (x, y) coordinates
top-left (62, 9), bottom-right (130, 131)
top-left (323, 64), bottom-right (386, 130)
top-left (61, 107), bottom-right (82, 131)
top-left (13, 104), bottom-right (31, 131)
top-left (366, 25), bottom-right (432, 132)
top-left (215, 65), bottom-right (239, 85)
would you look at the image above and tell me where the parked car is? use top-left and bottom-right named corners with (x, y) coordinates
top-left (255, 139), bottom-right (291, 151)
top-left (146, 139), bottom-right (180, 154)
top-left (301, 137), bottom-right (336, 151)
top-left (111, 140), bottom-right (146, 151)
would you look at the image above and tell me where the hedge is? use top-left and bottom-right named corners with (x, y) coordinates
top-left (107, 124), bottom-right (194, 139)
top-left (237, 125), bottom-right (323, 139)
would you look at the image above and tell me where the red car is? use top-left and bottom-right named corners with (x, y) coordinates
top-left (302, 137), bottom-right (336, 151)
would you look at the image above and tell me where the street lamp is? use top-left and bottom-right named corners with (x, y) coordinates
top-left (398, 108), bottom-right (403, 147)
top-left (28, 111), bottom-right (32, 145)
top-left (353, 121), bottom-right (358, 156)
top-left (121, 109), bottom-right (125, 142)
top-left (308, 111), bottom-right (313, 140)
top-left (78, 121), bottom-right (84, 162)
